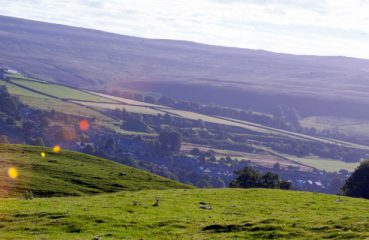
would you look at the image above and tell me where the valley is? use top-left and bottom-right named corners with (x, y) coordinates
top-left (0, 70), bottom-right (365, 192)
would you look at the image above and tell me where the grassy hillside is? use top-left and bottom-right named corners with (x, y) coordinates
top-left (0, 144), bottom-right (190, 198)
top-left (1, 188), bottom-right (369, 239)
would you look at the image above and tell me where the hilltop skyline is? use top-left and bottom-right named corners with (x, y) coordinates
top-left (1, 0), bottom-right (369, 59)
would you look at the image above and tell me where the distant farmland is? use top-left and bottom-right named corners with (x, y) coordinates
top-left (1, 72), bottom-right (367, 171)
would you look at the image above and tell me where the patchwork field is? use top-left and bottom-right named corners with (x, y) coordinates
top-left (181, 143), bottom-right (312, 171)
top-left (2, 73), bottom-right (369, 171)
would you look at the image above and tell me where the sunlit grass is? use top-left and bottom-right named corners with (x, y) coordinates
top-left (0, 144), bottom-right (190, 198)
top-left (1, 188), bottom-right (369, 239)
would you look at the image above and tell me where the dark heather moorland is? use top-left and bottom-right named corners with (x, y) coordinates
top-left (2, 16), bottom-right (369, 120)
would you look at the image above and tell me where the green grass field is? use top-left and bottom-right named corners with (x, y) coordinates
top-left (72, 100), bottom-right (165, 116)
top-left (1, 188), bottom-right (369, 239)
top-left (0, 144), bottom-right (190, 198)
top-left (9, 78), bottom-right (117, 102)
top-left (284, 155), bottom-right (359, 172)
top-left (89, 91), bottom-right (168, 108)
top-left (19, 96), bottom-right (113, 121)
top-left (2, 81), bottom-right (48, 98)
top-left (301, 116), bottom-right (369, 139)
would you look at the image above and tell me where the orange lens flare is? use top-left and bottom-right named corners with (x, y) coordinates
top-left (8, 167), bottom-right (18, 179)
top-left (53, 145), bottom-right (61, 153)
top-left (79, 119), bottom-right (90, 132)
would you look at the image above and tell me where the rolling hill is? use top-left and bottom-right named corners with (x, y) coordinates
top-left (0, 144), bottom-right (190, 198)
top-left (1, 188), bottom-right (369, 239)
top-left (2, 16), bottom-right (369, 120)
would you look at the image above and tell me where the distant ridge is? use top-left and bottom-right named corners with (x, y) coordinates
top-left (2, 15), bottom-right (369, 119)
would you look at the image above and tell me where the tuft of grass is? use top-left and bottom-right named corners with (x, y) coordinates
top-left (0, 144), bottom-right (191, 198)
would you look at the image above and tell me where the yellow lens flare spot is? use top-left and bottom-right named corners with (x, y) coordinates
top-left (41, 152), bottom-right (46, 158)
top-left (8, 167), bottom-right (18, 179)
top-left (53, 145), bottom-right (61, 153)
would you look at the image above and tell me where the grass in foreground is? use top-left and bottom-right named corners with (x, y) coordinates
top-left (0, 144), bottom-right (190, 198)
top-left (1, 188), bottom-right (369, 239)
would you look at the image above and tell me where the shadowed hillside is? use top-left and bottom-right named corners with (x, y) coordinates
top-left (2, 16), bottom-right (369, 119)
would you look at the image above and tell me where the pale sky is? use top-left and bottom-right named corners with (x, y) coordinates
top-left (1, 0), bottom-right (369, 59)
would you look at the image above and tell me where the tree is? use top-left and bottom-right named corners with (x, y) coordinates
top-left (229, 167), bottom-right (261, 188)
top-left (190, 148), bottom-right (201, 156)
top-left (158, 127), bottom-right (182, 152)
top-left (280, 180), bottom-right (292, 190)
top-left (259, 172), bottom-right (280, 188)
top-left (342, 160), bottom-right (369, 198)
top-left (229, 166), bottom-right (291, 190)
top-left (121, 119), bottom-right (153, 133)
top-left (144, 95), bottom-right (156, 104)
top-left (158, 96), bottom-right (176, 106)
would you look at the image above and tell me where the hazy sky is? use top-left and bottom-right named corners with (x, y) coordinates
top-left (1, 0), bottom-right (369, 59)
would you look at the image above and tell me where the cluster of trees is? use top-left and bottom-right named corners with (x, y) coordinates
top-left (342, 160), bottom-right (369, 199)
top-left (230, 166), bottom-right (291, 190)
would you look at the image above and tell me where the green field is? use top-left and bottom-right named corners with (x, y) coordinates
top-left (72, 100), bottom-right (165, 116)
top-left (0, 144), bottom-right (189, 198)
top-left (301, 116), bottom-right (369, 139)
top-left (284, 155), bottom-right (360, 172)
top-left (9, 78), bottom-right (116, 102)
top-left (89, 91), bottom-right (168, 108)
top-left (3, 81), bottom-right (48, 98)
top-left (1, 188), bottom-right (369, 239)
top-left (19, 96), bottom-right (112, 121)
